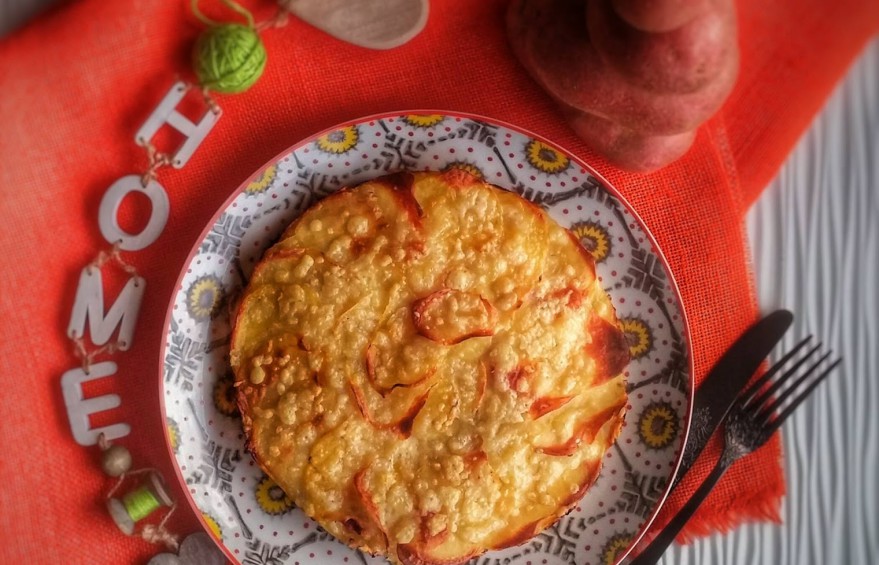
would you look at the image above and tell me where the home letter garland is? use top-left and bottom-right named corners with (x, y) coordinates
top-left (58, 0), bottom-right (287, 554)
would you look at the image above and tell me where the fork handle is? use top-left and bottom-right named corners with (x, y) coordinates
top-left (627, 455), bottom-right (732, 565)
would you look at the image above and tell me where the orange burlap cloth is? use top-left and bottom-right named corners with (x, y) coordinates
top-left (0, 0), bottom-right (876, 562)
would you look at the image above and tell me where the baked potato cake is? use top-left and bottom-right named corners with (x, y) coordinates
top-left (230, 169), bottom-right (629, 565)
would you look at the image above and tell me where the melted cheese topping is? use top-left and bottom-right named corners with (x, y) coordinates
top-left (231, 170), bottom-right (629, 565)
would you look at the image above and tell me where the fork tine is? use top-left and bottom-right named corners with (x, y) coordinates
top-left (760, 351), bottom-right (833, 417)
top-left (738, 335), bottom-right (812, 406)
top-left (748, 342), bottom-right (823, 412)
top-left (739, 336), bottom-right (813, 405)
top-left (753, 350), bottom-right (832, 426)
top-left (763, 357), bottom-right (842, 436)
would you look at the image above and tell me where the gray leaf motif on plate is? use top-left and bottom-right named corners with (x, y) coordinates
top-left (164, 319), bottom-right (207, 392)
top-left (202, 212), bottom-right (251, 261)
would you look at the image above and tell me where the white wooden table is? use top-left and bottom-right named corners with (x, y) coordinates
top-left (662, 38), bottom-right (879, 565)
top-left (2, 2), bottom-right (875, 563)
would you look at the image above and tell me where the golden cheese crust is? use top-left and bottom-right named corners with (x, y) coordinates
top-left (230, 170), bottom-right (629, 565)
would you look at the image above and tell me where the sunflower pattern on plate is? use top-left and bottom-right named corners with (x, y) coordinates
top-left (601, 533), bottom-right (634, 565)
top-left (619, 317), bottom-right (653, 360)
top-left (638, 401), bottom-right (680, 450)
top-left (403, 113), bottom-right (445, 128)
top-left (255, 476), bottom-right (296, 516)
top-left (315, 126), bottom-right (359, 154)
top-left (572, 220), bottom-right (612, 263)
top-left (167, 418), bottom-right (180, 454)
top-left (525, 139), bottom-right (570, 174)
top-left (443, 160), bottom-right (484, 180)
top-left (213, 373), bottom-right (238, 417)
top-left (161, 113), bottom-right (692, 565)
top-left (186, 275), bottom-right (224, 322)
top-left (245, 164), bottom-right (277, 196)
top-left (202, 513), bottom-right (223, 541)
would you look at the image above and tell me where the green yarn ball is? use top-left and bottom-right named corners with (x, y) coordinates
top-left (193, 24), bottom-right (266, 94)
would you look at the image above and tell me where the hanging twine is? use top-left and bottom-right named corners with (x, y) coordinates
top-left (191, 0), bottom-right (267, 94)
top-left (67, 1), bottom-right (285, 558)
top-left (89, 241), bottom-right (139, 276)
top-left (141, 143), bottom-right (173, 187)
top-left (255, 7), bottom-right (290, 32)
top-left (141, 522), bottom-right (181, 552)
top-left (200, 86), bottom-right (221, 114)
top-left (72, 337), bottom-right (123, 373)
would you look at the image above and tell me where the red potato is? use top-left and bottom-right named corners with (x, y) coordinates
top-left (611, 0), bottom-right (713, 32)
top-left (398, 544), bottom-right (479, 565)
top-left (348, 379), bottom-right (430, 438)
top-left (490, 519), bottom-right (550, 550)
top-left (507, 0), bottom-right (739, 172)
top-left (564, 106), bottom-right (697, 173)
top-left (411, 289), bottom-right (496, 345)
top-left (352, 469), bottom-right (386, 536)
top-left (507, 0), bottom-right (737, 134)
top-left (588, 0), bottom-right (738, 94)
top-left (586, 310), bottom-right (640, 383)
top-left (536, 403), bottom-right (626, 456)
top-left (529, 395), bottom-right (575, 419)
top-left (364, 343), bottom-right (436, 396)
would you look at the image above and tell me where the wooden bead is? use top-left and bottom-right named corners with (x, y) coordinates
top-left (101, 444), bottom-right (132, 477)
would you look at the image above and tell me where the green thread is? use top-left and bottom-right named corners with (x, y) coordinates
top-left (191, 0), bottom-right (255, 27)
top-left (121, 486), bottom-right (162, 522)
top-left (191, 0), bottom-right (266, 94)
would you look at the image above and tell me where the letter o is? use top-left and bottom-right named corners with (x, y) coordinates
top-left (98, 175), bottom-right (170, 251)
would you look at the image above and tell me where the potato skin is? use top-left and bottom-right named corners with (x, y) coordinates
top-left (564, 106), bottom-right (697, 173)
top-left (611, 0), bottom-right (714, 33)
top-left (587, 0), bottom-right (738, 95)
top-left (507, 0), bottom-right (739, 172)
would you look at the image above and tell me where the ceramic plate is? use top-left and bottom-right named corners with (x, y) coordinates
top-left (159, 111), bottom-right (693, 565)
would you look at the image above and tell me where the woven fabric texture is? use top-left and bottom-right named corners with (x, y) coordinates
top-left (0, 0), bottom-right (876, 562)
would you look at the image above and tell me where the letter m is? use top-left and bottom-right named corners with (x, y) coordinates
top-left (67, 267), bottom-right (145, 350)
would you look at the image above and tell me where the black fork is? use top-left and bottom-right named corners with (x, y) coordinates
top-left (628, 336), bottom-right (842, 565)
